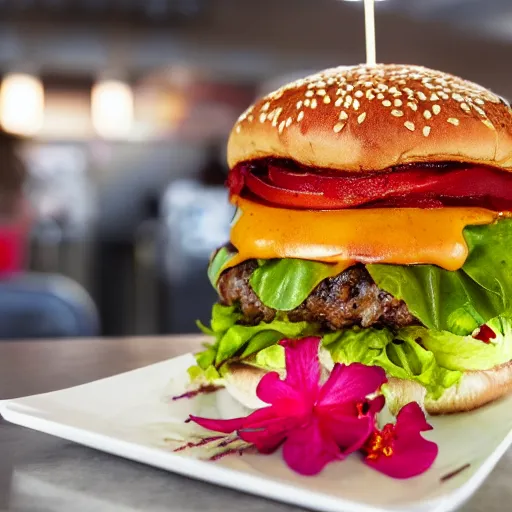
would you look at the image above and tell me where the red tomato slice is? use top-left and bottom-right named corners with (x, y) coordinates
top-left (230, 161), bottom-right (512, 210)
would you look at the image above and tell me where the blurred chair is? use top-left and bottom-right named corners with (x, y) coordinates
top-left (0, 273), bottom-right (99, 340)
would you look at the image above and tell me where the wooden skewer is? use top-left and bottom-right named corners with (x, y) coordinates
top-left (364, 0), bottom-right (376, 66)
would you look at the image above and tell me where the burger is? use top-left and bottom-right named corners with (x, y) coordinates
top-left (189, 64), bottom-right (512, 415)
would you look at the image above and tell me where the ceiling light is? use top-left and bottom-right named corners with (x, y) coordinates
top-left (91, 79), bottom-right (134, 139)
top-left (0, 73), bottom-right (45, 136)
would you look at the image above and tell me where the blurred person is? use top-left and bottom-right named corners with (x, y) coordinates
top-left (160, 141), bottom-right (233, 333)
top-left (0, 130), bottom-right (31, 275)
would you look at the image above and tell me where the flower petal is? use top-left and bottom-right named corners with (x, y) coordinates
top-left (363, 402), bottom-right (438, 479)
top-left (318, 363), bottom-right (387, 408)
top-left (395, 402), bottom-right (433, 435)
top-left (364, 431), bottom-right (438, 479)
top-left (189, 415), bottom-right (245, 434)
top-left (318, 413), bottom-right (375, 455)
top-left (256, 371), bottom-right (307, 415)
top-left (239, 412), bottom-right (303, 453)
top-left (280, 337), bottom-right (321, 403)
top-left (282, 418), bottom-right (343, 475)
top-left (368, 395), bottom-right (386, 416)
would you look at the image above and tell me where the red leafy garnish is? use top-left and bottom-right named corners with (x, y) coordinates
top-left (362, 402), bottom-right (438, 479)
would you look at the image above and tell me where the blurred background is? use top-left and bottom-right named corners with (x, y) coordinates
top-left (0, 0), bottom-right (511, 339)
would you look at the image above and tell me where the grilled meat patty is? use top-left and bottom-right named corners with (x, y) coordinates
top-left (218, 261), bottom-right (417, 330)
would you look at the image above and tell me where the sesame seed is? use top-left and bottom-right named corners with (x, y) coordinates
top-left (447, 118), bottom-right (459, 126)
top-left (261, 102), bottom-right (270, 112)
top-left (417, 91), bottom-right (427, 101)
top-left (482, 119), bottom-right (495, 130)
top-left (474, 105), bottom-right (485, 116)
top-left (247, 115), bottom-right (254, 122)
top-left (364, 81), bottom-right (373, 88)
top-left (345, 95), bottom-right (353, 106)
top-left (304, 99), bottom-right (311, 107)
top-left (278, 120), bottom-right (285, 133)
top-left (432, 105), bottom-right (441, 115)
top-left (236, 125), bottom-right (241, 133)
top-left (336, 88), bottom-right (344, 96)
top-left (272, 107), bottom-right (282, 127)
top-left (286, 117), bottom-right (292, 128)
top-left (394, 99), bottom-right (403, 107)
top-left (259, 113), bottom-right (266, 123)
top-left (460, 102), bottom-right (471, 112)
top-left (391, 109), bottom-right (404, 117)
top-left (297, 111), bottom-right (304, 121)
top-left (424, 83), bottom-right (435, 90)
top-left (339, 111), bottom-right (348, 120)
top-left (382, 100), bottom-right (392, 107)
top-left (377, 93), bottom-right (385, 100)
top-left (353, 99), bottom-right (360, 110)
top-left (305, 90), bottom-right (314, 98)
top-left (357, 112), bottom-right (367, 124)
top-left (377, 83), bottom-right (388, 91)
top-left (311, 98), bottom-right (318, 109)
top-left (323, 95), bottom-right (331, 104)
top-left (423, 110), bottom-right (432, 120)
top-left (333, 122), bottom-right (346, 133)
top-left (335, 98), bottom-right (343, 107)
top-left (366, 91), bottom-right (376, 99)
top-left (355, 90), bottom-right (364, 98)
top-left (389, 86), bottom-right (399, 94)
top-left (407, 101), bottom-right (418, 111)
top-left (404, 121), bottom-right (415, 131)
top-left (296, 100), bottom-right (303, 109)
top-left (475, 98), bottom-right (485, 105)
top-left (423, 126), bottom-right (431, 137)
top-left (317, 89), bottom-right (326, 96)
top-left (430, 93), bottom-right (439, 101)
top-left (452, 93), bottom-right (464, 102)
top-left (346, 84), bottom-right (354, 91)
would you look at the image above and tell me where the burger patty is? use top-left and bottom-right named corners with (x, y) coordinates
top-left (218, 261), bottom-right (417, 330)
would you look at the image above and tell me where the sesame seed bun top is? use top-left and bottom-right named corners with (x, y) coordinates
top-left (227, 64), bottom-right (512, 173)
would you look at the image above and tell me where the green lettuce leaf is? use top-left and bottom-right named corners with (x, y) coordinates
top-left (254, 345), bottom-right (285, 369)
top-left (365, 264), bottom-right (498, 334)
top-left (193, 305), bottom-right (512, 400)
top-left (367, 219), bottom-right (512, 334)
top-left (463, 220), bottom-right (512, 309)
top-left (400, 315), bottom-right (512, 371)
top-left (207, 247), bottom-right (236, 287)
top-left (195, 303), bottom-right (318, 371)
top-left (249, 259), bottom-right (342, 311)
top-left (322, 327), bottom-right (461, 399)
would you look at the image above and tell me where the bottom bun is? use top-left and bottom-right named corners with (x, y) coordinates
top-left (223, 361), bottom-right (512, 415)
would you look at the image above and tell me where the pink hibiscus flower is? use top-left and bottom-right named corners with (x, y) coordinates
top-left (189, 337), bottom-right (387, 475)
top-left (188, 337), bottom-right (439, 478)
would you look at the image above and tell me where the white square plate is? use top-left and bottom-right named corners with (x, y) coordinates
top-left (1, 352), bottom-right (512, 512)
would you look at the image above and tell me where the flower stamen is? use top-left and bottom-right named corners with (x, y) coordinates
top-left (363, 423), bottom-right (396, 460)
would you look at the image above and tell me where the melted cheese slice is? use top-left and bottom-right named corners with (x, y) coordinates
top-left (228, 196), bottom-right (500, 271)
